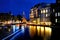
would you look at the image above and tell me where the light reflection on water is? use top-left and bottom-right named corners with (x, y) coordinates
top-left (29, 26), bottom-right (36, 37)
top-left (37, 26), bottom-right (41, 36)
top-left (45, 27), bottom-right (52, 37)
top-left (29, 25), bottom-right (52, 39)
top-left (0, 24), bottom-right (52, 40)
top-left (11, 25), bottom-right (20, 32)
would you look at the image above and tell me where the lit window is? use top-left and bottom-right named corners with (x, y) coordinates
top-left (31, 11), bottom-right (34, 13)
top-left (55, 19), bottom-right (57, 23)
top-left (43, 9), bottom-right (45, 13)
top-left (46, 14), bottom-right (50, 17)
top-left (53, 9), bottom-right (55, 12)
top-left (41, 9), bottom-right (46, 13)
top-left (41, 10), bottom-right (43, 13)
top-left (46, 9), bottom-right (48, 13)
top-left (55, 13), bottom-right (57, 17)
top-left (46, 14), bottom-right (48, 17)
top-left (58, 12), bottom-right (60, 16)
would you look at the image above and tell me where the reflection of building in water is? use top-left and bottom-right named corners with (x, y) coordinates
top-left (29, 25), bottom-right (52, 40)
top-left (29, 26), bottom-right (36, 37)
top-left (12, 25), bottom-right (20, 32)
top-left (30, 3), bottom-right (51, 26)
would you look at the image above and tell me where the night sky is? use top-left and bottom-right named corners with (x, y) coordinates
top-left (0, 0), bottom-right (56, 19)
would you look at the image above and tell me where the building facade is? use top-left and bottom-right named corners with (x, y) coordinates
top-left (30, 3), bottom-right (52, 25)
top-left (51, 3), bottom-right (60, 26)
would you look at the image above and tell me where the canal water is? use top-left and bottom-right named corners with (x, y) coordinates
top-left (0, 25), bottom-right (21, 40)
top-left (28, 26), bottom-right (52, 40)
top-left (0, 25), bottom-right (52, 40)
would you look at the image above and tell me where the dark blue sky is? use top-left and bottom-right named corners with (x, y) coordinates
top-left (0, 0), bottom-right (56, 19)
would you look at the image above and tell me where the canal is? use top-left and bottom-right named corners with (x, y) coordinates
top-left (0, 25), bottom-right (60, 40)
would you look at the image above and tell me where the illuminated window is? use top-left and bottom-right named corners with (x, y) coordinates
top-left (55, 19), bottom-right (57, 23)
top-left (58, 12), bottom-right (60, 16)
top-left (43, 9), bottom-right (45, 13)
top-left (46, 9), bottom-right (48, 13)
top-left (46, 14), bottom-right (48, 17)
top-left (53, 9), bottom-right (55, 12)
top-left (46, 14), bottom-right (50, 17)
top-left (41, 9), bottom-right (46, 13)
top-left (55, 13), bottom-right (57, 16)
top-left (41, 10), bottom-right (43, 13)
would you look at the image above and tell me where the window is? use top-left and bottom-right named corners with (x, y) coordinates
top-left (55, 13), bottom-right (57, 17)
top-left (55, 19), bottom-right (57, 23)
top-left (46, 9), bottom-right (48, 13)
top-left (41, 10), bottom-right (43, 13)
top-left (46, 14), bottom-right (50, 17)
top-left (43, 9), bottom-right (45, 13)
top-left (46, 14), bottom-right (48, 17)
top-left (53, 9), bottom-right (55, 12)
top-left (58, 12), bottom-right (60, 16)
top-left (41, 9), bottom-right (46, 13)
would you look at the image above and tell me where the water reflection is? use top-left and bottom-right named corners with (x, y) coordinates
top-left (29, 26), bottom-right (36, 37)
top-left (40, 27), bottom-right (44, 37)
top-left (12, 25), bottom-right (16, 32)
top-left (45, 27), bottom-right (52, 37)
top-left (0, 24), bottom-right (52, 40)
top-left (37, 26), bottom-right (41, 36)
top-left (12, 25), bottom-right (20, 32)
top-left (29, 25), bottom-right (52, 40)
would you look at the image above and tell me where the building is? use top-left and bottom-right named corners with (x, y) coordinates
top-left (50, 2), bottom-right (60, 26)
top-left (56, 0), bottom-right (60, 4)
top-left (22, 11), bottom-right (27, 23)
top-left (0, 12), bottom-right (12, 22)
top-left (30, 3), bottom-right (51, 25)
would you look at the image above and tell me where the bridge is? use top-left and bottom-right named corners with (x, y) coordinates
top-left (0, 21), bottom-right (52, 27)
